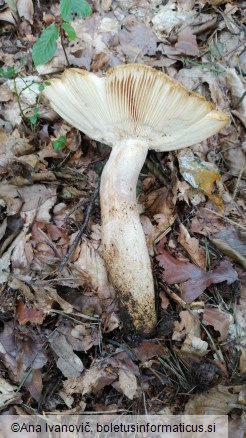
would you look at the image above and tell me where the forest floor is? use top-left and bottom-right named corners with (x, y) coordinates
top-left (0, 0), bottom-right (245, 435)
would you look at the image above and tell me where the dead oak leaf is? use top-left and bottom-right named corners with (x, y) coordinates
top-left (132, 341), bottom-right (167, 363)
top-left (202, 307), bottom-right (233, 342)
top-left (16, 301), bottom-right (46, 325)
top-left (175, 27), bottom-right (200, 56)
top-left (156, 250), bottom-right (238, 302)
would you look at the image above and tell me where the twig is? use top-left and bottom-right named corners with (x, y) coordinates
top-left (231, 91), bottom-right (246, 109)
top-left (60, 26), bottom-right (70, 67)
top-left (204, 207), bottom-right (246, 232)
top-left (233, 165), bottom-right (246, 200)
top-left (58, 185), bottom-right (99, 272)
top-left (223, 40), bottom-right (246, 57)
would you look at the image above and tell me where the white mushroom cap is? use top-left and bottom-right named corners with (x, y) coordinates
top-left (43, 64), bottom-right (229, 151)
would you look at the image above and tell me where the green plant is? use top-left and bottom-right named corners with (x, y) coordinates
top-left (32, 0), bottom-right (92, 67)
top-left (53, 135), bottom-right (67, 152)
top-left (0, 65), bottom-right (50, 127)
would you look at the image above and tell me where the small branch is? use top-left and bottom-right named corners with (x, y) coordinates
top-left (58, 185), bottom-right (99, 272)
top-left (60, 26), bottom-right (70, 67)
top-left (231, 91), bottom-right (246, 109)
top-left (204, 207), bottom-right (246, 232)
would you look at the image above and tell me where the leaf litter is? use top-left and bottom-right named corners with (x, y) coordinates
top-left (0, 0), bottom-right (245, 429)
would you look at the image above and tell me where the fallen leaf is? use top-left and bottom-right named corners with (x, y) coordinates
top-left (226, 68), bottom-right (246, 117)
top-left (49, 331), bottom-right (84, 378)
top-left (185, 384), bottom-right (241, 415)
top-left (159, 290), bottom-right (170, 310)
top-left (178, 223), bottom-right (206, 268)
top-left (73, 237), bottom-right (115, 302)
top-left (228, 417), bottom-right (246, 438)
top-left (175, 27), bottom-right (200, 56)
top-left (178, 149), bottom-right (223, 208)
top-left (119, 18), bottom-right (157, 61)
top-left (132, 341), bottom-right (167, 362)
top-left (152, 3), bottom-right (190, 37)
top-left (221, 140), bottom-right (246, 177)
top-left (16, 0), bottom-right (34, 23)
top-left (25, 368), bottom-right (43, 401)
top-left (191, 205), bottom-right (226, 236)
top-left (172, 310), bottom-right (201, 341)
top-left (118, 369), bottom-right (137, 400)
top-left (202, 307), bottom-right (233, 341)
top-left (157, 249), bottom-right (238, 302)
top-left (64, 362), bottom-right (117, 395)
top-left (0, 377), bottom-right (21, 410)
top-left (16, 301), bottom-right (46, 325)
top-left (210, 228), bottom-right (246, 269)
top-left (239, 347), bottom-right (246, 374)
top-left (181, 334), bottom-right (208, 357)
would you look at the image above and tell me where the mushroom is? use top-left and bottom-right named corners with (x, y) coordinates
top-left (43, 64), bottom-right (229, 337)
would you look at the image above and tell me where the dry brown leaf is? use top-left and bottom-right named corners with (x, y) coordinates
top-left (172, 310), bottom-right (201, 341)
top-left (0, 376), bottom-right (21, 410)
top-left (226, 68), bottom-right (246, 117)
top-left (73, 237), bottom-right (115, 302)
top-left (185, 384), bottom-right (241, 415)
top-left (118, 369), bottom-right (137, 400)
top-left (228, 417), bottom-right (246, 438)
top-left (0, 7), bottom-right (18, 25)
top-left (157, 250), bottom-right (238, 302)
top-left (208, 0), bottom-right (231, 4)
top-left (25, 368), bottom-right (43, 402)
top-left (191, 206), bottom-right (226, 236)
top-left (221, 140), bottom-right (246, 178)
top-left (178, 223), bottom-right (206, 268)
top-left (60, 322), bottom-right (99, 352)
top-left (181, 334), bottom-right (208, 357)
top-left (152, 3), bottom-right (190, 37)
top-left (16, 301), bottom-right (46, 325)
top-left (103, 313), bottom-right (120, 333)
top-left (119, 18), bottom-right (157, 61)
top-left (64, 362), bottom-right (117, 395)
top-left (239, 347), bottom-right (246, 374)
top-left (202, 307), bottom-right (233, 341)
top-left (32, 285), bottom-right (74, 313)
top-left (175, 27), bottom-right (199, 56)
top-left (210, 228), bottom-right (246, 269)
top-left (49, 331), bottom-right (84, 378)
top-left (159, 290), bottom-right (170, 310)
top-left (16, 0), bottom-right (34, 23)
top-left (132, 341), bottom-right (167, 362)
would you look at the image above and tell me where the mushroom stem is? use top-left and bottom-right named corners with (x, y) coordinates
top-left (100, 139), bottom-right (157, 336)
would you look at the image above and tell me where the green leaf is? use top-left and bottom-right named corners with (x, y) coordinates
top-left (5, 0), bottom-right (17, 11)
top-left (209, 41), bottom-right (224, 60)
top-left (38, 81), bottom-right (51, 92)
top-left (0, 66), bottom-right (16, 79)
top-left (27, 107), bottom-right (39, 125)
top-left (60, 0), bottom-right (92, 22)
top-left (53, 135), bottom-right (67, 152)
top-left (32, 24), bottom-right (59, 66)
top-left (61, 22), bottom-right (77, 41)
